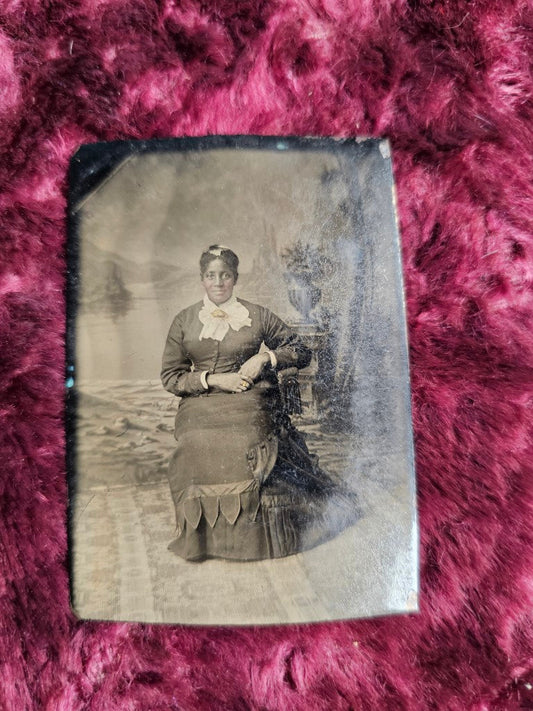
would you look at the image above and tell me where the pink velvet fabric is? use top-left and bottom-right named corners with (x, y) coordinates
top-left (1, 1), bottom-right (532, 708)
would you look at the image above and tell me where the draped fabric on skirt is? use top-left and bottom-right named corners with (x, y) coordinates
top-left (167, 384), bottom-right (358, 561)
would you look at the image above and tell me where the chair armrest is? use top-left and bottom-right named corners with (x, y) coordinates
top-left (276, 368), bottom-right (302, 415)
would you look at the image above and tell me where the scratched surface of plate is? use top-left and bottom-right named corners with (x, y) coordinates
top-left (67, 136), bottom-right (418, 625)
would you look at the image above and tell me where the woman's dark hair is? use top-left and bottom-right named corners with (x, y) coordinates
top-left (200, 245), bottom-right (239, 281)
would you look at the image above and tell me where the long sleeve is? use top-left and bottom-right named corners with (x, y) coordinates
top-left (161, 313), bottom-right (208, 396)
top-left (260, 308), bottom-right (312, 370)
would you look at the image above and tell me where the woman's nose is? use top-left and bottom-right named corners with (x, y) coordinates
top-left (214, 275), bottom-right (223, 285)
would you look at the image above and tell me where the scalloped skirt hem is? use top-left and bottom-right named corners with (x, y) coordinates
top-left (167, 488), bottom-right (360, 562)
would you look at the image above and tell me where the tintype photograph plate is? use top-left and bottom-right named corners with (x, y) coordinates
top-left (67, 135), bottom-right (418, 625)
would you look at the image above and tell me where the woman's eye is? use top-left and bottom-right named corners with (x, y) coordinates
top-left (204, 272), bottom-right (232, 280)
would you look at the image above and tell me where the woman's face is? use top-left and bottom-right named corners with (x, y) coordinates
top-left (201, 258), bottom-right (236, 305)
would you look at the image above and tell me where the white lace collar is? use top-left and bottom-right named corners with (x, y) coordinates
top-left (198, 295), bottom-right (251, 341)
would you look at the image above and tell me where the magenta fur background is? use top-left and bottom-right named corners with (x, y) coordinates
top-left (1, 0), bottom-right (533, 709)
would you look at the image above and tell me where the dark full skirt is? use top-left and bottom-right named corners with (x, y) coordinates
top-left (167, 386), bottom-right (358, 561)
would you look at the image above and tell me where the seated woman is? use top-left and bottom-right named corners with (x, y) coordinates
top-left (161, 245), bottom-right (357, 561)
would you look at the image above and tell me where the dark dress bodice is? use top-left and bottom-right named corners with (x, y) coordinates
top-left (161, 298), bottom-right (311, 397)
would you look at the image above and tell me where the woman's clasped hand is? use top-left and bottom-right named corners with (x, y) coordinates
top-left (238, 352), bottom-right (271, 381)
top-left (206, 372), bottom-right (253, 393)
top-left (206, 352), bottom-right (270, 392)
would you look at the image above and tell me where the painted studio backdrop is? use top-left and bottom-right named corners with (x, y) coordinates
top-left (68, 137), bottom-right (417, 625)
